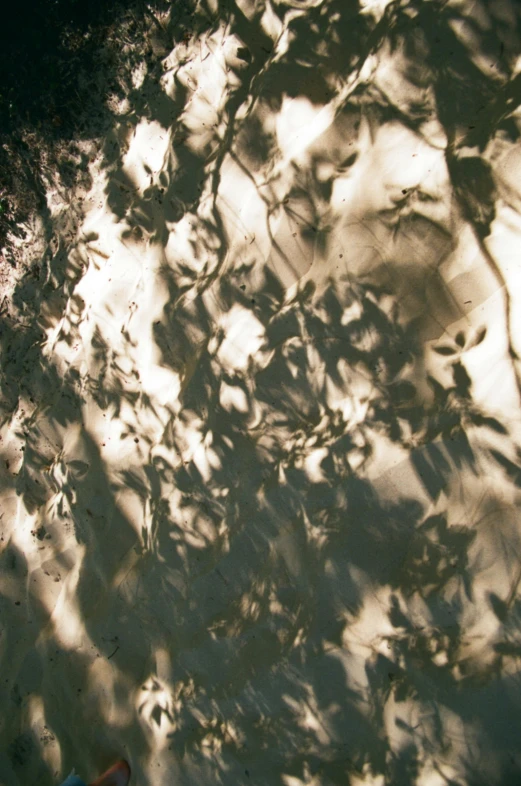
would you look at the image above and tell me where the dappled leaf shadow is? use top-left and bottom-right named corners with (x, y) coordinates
top-left (2, 0), bottom-right (521, 784)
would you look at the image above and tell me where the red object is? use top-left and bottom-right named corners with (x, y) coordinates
top-left (89, 760), bottom-right (131, 786)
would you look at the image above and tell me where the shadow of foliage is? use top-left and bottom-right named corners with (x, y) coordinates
top-left (2, 0), bottom-right (521, 784)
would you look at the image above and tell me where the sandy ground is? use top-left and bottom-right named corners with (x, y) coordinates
top-left (2, 8), bottom-right (521, 786)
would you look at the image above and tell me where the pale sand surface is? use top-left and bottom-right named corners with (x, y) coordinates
top-left (2, 6), bottom-right (521, 786)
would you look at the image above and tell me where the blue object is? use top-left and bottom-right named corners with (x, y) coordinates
top-left (60, 775), bottom-right (87, 786)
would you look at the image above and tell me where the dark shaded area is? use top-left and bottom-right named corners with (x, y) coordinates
top-left (0, 0), bottom-right (168, 131)
top-left (0, 0), bottom-right (198, 254)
